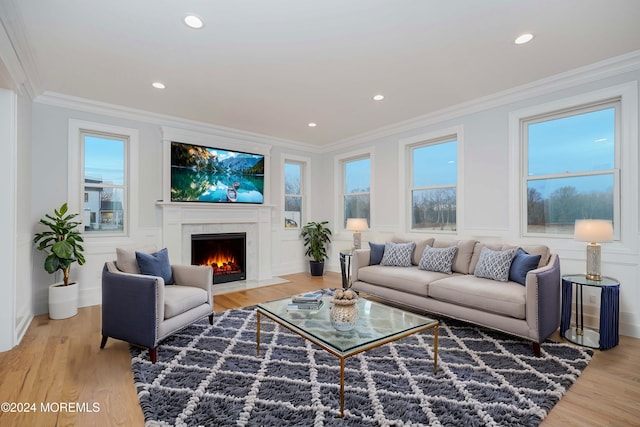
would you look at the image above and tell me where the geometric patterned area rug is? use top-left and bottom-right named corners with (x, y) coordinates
top-left (131, 306), bottom-right (593, 427)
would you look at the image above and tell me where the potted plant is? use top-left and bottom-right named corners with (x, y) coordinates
top-left (300, 221), bottom-right (332, 276)
top-left (33, 203), bottom-right (86, 319)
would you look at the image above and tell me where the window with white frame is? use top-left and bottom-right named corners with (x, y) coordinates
top-left (81, 130), bottom-right (128, 234)
top-left (342, 156), bottom-right (371, 227)
top-left (523, 100), bottom-right (619, 236)
top-left (284, 160), bottom-right (303, 228)
top-left (409, 136), bottom-right (458, 231)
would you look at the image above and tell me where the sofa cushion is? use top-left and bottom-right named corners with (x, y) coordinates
top-left (358, 265), bottom-right (447, 296)
top-left (380, 241), bottom-right (415, 267)
top-left (163, 285), bottom-right (208, 319)
top-left (509, 248), bottom-right (542, 285)
top-left (474, 247), bottom-right (517, 282)
top-left (116, 248), bottom-right (140, 274)
top-left (419, 245), bottom-right (458, 274)
top-left (369, 242), bottom-right (385, 265)
top-left (428, 275), bottom-right (526, 319)
top-left (520, 245), bottom-right (551, 268)
top-left (136, 248), bottom-right (174, 284)
top-left (432, 239), bottom-right (476, 274)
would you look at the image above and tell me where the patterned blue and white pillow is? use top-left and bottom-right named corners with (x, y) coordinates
top-left (474, 247), bottom-right (517, 282)
top-left (418, 245), bottom-right (458, 274)
top-left (380, 241), bottom-right (415, 267)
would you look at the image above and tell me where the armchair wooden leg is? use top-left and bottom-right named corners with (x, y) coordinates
top-left (208, 313), bottom-right (214, 325)
top-left (150, 347), bottom-right (158, 364)
top-left (532, 342), bottom-right (541, 357)
top-left (100, 335), bottom-right (108, 349)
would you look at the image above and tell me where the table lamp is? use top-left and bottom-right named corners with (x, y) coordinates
top-left (346, 218), bottom-right (368, 249)
top-left (574, 219), bottom-right (613, 281)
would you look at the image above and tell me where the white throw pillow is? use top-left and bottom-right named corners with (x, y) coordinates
top-left (116, 248), bottom-right (140, 274)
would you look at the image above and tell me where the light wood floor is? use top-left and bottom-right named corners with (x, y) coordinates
top-left (0, 272), bottom-right (638, 426)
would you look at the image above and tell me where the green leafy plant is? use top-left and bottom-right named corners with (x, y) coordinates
top-left (300, 221), bottom-right (332, 262)
top-left (33, 203), bottom-right (85, 286)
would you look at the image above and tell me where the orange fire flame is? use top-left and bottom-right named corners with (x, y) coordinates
top-left (203, 252), bottom-right (236, 268)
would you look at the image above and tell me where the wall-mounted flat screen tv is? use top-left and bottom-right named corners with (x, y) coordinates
top-left (171, 141), bottom-right (264, 204)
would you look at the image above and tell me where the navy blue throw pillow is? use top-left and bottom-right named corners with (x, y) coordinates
top-left (508, 248), bottom-right (541, 286)
top-left (369, 242), bottom-right (385, 265)
top-left (136, 248), bottom-right (173, 284)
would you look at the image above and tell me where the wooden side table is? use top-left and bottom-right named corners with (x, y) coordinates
top-left (560, 274), bottom-right (620, 350)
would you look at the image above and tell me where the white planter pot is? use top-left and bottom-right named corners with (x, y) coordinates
top-left (49, 282), bottom-right (79, 319)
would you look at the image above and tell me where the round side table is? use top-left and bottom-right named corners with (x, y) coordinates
top-left (560, 274), bottom-right (620, 350)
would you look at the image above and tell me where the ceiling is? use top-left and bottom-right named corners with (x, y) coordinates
top-left (3, 0), bottom-right (640, 146)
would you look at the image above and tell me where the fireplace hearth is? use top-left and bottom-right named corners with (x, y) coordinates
top-left (191, 233), bottom-right (246, 284)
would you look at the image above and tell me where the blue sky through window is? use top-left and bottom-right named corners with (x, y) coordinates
top-left (284, 162), bottom-right (301, 194)
top-left (413, 140), bottom-right (457, 187)
top-left (84, 135), bottom-right (124, 184)
top-left (345, 158), bottom-right (370, 193)
top-left (528, 107), bottom-right (614, 197)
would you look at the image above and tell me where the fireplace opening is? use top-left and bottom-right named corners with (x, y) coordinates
top-left (191, 233), bottom-right (246, 284)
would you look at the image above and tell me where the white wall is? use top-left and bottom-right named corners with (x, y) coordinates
top-left (322, 61), bottom-right (640, 338)
top-left (31, 104), bottom-right (164, 314)
top-left (0, 88), bottom-right (17, 351)
top-left (15, 88), bottom-right (32, 342)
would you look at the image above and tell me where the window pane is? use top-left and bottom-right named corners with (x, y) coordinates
top-left (284, 195), bottom-right (301, 228)
top-left (344, 194), bottom-right (370, 227)
top-left (84, 186), bottom-right (125, 233)
top-left (528, 108), bottom-right (614, 176)
top-left (411, 188), bottom-right (457, 230)
top-left (527, 174), bottom-right (614, 234)
top-left (344, 158), bottom-right (370, 193)
top-left (413, 140), bottom-right (457, 187)
top-left (84, 135), bottom-right (125, 185)
top-left (284, 162), bottom-right (301, 195)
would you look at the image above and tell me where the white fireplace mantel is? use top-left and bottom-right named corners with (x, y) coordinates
top-left (157, 202), bottom-right (274, 282)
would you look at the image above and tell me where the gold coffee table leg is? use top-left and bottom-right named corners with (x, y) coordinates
top-left (433, 324), bottom-right (438, 374)
top-left (340, 357), bottom-right (345, 417)
top-left (256, 311), bottom-right (261, 356)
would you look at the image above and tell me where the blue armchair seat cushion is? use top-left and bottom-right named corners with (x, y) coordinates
top-left (164, 285), bottom-right (209, 319)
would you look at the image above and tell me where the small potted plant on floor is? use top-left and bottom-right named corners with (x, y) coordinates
top-left (33, 203), bottom-right (86, 319)
top-left (300, 221), bottom-right (332, 276)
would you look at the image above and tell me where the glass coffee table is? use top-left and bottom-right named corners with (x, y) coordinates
top-left (256, 294), bottom-right (439, 417)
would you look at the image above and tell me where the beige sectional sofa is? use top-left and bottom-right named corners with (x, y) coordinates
top-left (351, 237), bottom-right (561, 355)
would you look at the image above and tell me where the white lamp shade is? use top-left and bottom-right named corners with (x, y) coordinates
top-left (346, 218), bottom-right (368, 231)
top-left (574, 219), bottom-right (613, 243)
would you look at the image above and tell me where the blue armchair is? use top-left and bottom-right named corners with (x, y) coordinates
top-left (100, 261), bottom-right (213, 363)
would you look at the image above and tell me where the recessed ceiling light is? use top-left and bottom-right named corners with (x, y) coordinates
top-left (515, 33), bottom-right (534, 45)
top-left (184, 14), bottom-right (204, 29)
top-left (308, 122), bottom-right (317, 127)
top-left (373, 94), bottom-right (385, 101)
top-left (152, 82), bottom-right (166, 89)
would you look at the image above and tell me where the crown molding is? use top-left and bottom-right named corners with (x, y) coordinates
top-left (323, 49), bottom-right (640, 153)
top-left (0, 0), bottom-right (41, 98)
top-left (35, 91), bottom-right (323, 153)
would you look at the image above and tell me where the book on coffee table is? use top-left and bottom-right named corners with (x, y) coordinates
top-left (291, 291), bottom-right (323, 304)
top-left (287, 300), bottom-right (324, 311)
